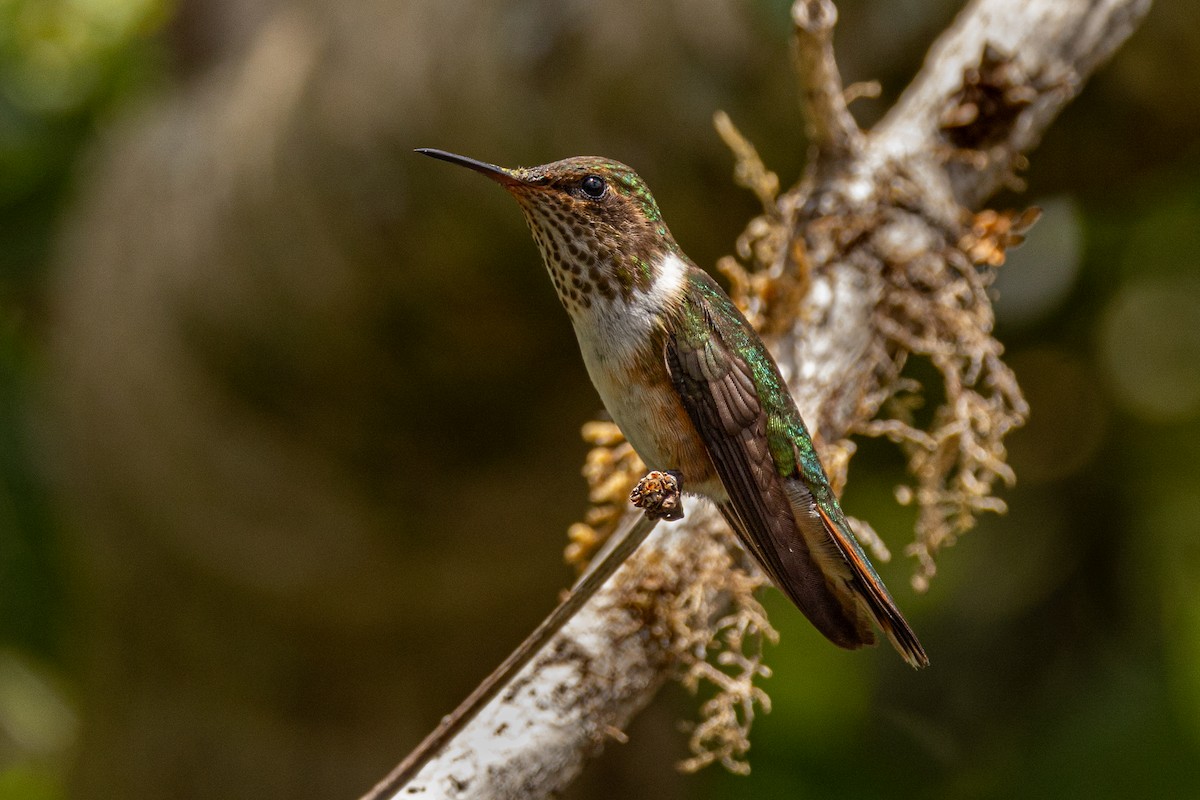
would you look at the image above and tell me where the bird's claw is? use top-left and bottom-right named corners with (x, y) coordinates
top-left (630, 470), bottom-right (684, 521)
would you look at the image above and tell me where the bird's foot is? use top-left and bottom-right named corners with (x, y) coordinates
top-left (630, 470), bottom-right (684, 521)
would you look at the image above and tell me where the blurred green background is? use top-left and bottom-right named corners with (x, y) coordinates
top-left (1, 0), bottom-right (1198, 798)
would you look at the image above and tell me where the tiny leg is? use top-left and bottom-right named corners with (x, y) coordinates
top-left (629, 470), bottom-right (684, 521)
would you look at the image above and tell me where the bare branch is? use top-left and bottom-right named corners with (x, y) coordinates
top-left (791, 0), bottom-right (863, 160)
top-left (363, 511), bottom-right (662, 799)
top-left (873, 0), bottom-right (1153, 206)
top-left (390, 506), bottom-right (737, 798)
top-left (368, 0), bottom-right (1150, 796)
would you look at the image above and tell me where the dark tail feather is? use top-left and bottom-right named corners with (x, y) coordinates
top-left (810, 502), bottom-right (929, 669)
top-left (782, 481), bottom-right (930, 669)
top-left (717, 502), bottom-right (874, 652)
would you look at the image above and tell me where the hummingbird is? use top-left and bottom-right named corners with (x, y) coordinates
top-left (417, 148), bottom-right (928, 669)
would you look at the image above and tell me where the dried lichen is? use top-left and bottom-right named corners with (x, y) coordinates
top-left (606, 504), bottom-right (776, 775)
top-left (675, 567), bottom-right (778, 775)
top-left (565, 420), bottom-right (645, 570)
top-left (960, 207), bottom-right (1042, 267)
top-left (867, 214), bottom-right (1031, 591)
top-left (713, 108), bottom-right (1030, 593)
top-left (712, 112), bottom-right (807, 336)
top-left (940, 44), bottom-right (1040, 151)
top-left (567, 418), bottom-right (778, 774)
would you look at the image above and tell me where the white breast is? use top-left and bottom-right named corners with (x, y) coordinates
top-left (571, 251), bottom-right (688, 469)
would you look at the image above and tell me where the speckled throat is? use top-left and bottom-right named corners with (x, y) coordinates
top-left (413, 150), bottom-right (684, 317)
top-left (503, 157), bottom-right (683, 317)
top-left (415, 151), bottom-right (686, 319)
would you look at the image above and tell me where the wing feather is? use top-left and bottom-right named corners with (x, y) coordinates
top-left (786, 482), bottom-right (929, 668)
top-left (666, 325), bottom-right (870, 650)
top-left (664, 278), bottom-right (927, 667)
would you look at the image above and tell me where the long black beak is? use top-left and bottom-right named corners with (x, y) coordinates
top-left (415, 148), bottom-right (523, 186)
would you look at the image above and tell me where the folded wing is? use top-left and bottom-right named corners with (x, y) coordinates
top-left (665, 290), bottom-right (928, 668)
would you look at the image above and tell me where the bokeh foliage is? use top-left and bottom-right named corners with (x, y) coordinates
top-left (1, 1), bottom-right (1199, 799)
top-left (1, 1), bottom-right (166, 796)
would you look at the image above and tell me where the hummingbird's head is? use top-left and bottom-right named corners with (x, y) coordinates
top-left (417, 149), bottom-right (682, 317)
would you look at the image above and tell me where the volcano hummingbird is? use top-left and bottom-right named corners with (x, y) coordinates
top-left (417, 148), bottom-right (928, 668)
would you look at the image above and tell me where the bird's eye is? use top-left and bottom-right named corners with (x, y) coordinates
top-left (580, 175), bottom-right (607, 199)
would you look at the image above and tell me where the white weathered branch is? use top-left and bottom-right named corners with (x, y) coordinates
top-left (872, 0), bottom-right (1153, 207)
top-left (380, 509), bottom-right (724, 798)
top-left (379, 0), bottom-right (1151, 797)
top-left (792, 0), bottom-right (863, 160)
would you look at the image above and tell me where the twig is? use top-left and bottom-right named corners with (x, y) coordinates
top-left (791, 0), bottom-right (863, 159)
top-left (361, 510), bottom-right (661, 800)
